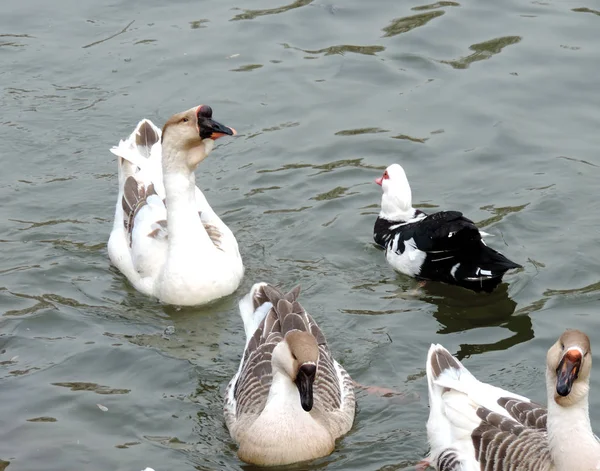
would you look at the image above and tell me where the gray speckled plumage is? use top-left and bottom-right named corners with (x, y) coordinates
top-left (427, 344), bottom-right (553, 471)
top-left (470, 404), bottom-right (552, 471)
top-left (226, 284), bottom-right (352, 421)
top-left (224, 283), bottom-right (355, 466)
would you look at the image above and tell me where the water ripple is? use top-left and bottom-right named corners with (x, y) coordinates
top-left (284, 43), bottom-right (385, 56)
top-left (335, 128), bottom-right (389, 136)
top-left (382, 11), bottom-right (445, 37)
top-left (231, 0), bottom-right (314, 21)
top-left (52, 382), bottom-right (130, 394)
top-left (572, 7), bottom-right (600, 16)
top-left (476, 203), bottom-right (529, 227)
top-left (412, 1), bottom-right (460, 11)
top-left (441, 36), bottom-right (522, 69)
top-left (230, 64), bottom-right (263, 72)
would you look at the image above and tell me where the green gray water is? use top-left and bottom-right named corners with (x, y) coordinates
top-left (1, 0), bottom-right (600, 470)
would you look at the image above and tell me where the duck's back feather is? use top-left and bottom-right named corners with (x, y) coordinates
top-left (374, 211), bottom-right (521, 292)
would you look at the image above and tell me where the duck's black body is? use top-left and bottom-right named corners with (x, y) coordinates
top-left (374, 210), bottom-right (521, 293)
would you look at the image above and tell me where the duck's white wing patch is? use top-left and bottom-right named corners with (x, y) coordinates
top-left (386, 236), bottom-right (426, 276)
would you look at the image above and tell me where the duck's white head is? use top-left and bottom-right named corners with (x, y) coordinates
top-left (546, 329), bottom-right (592, 407)
top-left (161, 105), bottom-right (236, 173)
top-left (272, 330), bottom-right (319, 412)
top-left (376, 163), bottom-right (414, 221)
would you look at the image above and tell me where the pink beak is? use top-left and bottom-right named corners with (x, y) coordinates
top-left (375, 176), bottom-right (383, 186)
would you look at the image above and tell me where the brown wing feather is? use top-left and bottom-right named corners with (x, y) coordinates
top-left (135, 120), bottom-right (160, 158)
top-left (498, 397), bottom-right (547, 430)
top-left (122, 177), bottom-right (158, 245)
top-left (472, 406), bottom-right (552, 470)
top-left (232, 284), bottom-right (345, 419)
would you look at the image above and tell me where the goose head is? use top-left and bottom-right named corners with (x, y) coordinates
top-left (375, 163), bottom-right (414, 221)
top-left (273, 330), bottom-right (319, 412)
top-left (547, 329), bottom-right (592, 407)
top-left (161, 105), bottom-right (236, 172)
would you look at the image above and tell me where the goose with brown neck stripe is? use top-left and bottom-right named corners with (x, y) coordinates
top-left (373, 163), bottom-right (521, 293)
top-left (107, 105), bottom-right (243, 306)
top-left (224, 283), bottom-right (355, 466)
top-left (424, 329), bottom-right (600, 471)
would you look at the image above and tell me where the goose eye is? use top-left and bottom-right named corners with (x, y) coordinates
top-left (292, 354), bottom-right (297, 360)
top-left (383, 171), bottom-right (389, 179)
top-left (182, 117), bottom-right (189, 123)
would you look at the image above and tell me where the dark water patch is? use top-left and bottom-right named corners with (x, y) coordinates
top-left (477, 203), bottom-right (529, 227)
top-left (26, 416), bottom-right (57, 422)
top-left (312, 186), bottom-right (352, 201)
top-left (264, 206), bottom-right (312, 214)
top-left (230, 64), bottom-right (263, 72)
top-left (335, 128), bottom-right (389, 136)
top-left (189, 19), bottom-right (209, 29)
top-left (231, 0), bottom-right (314, 21)
top-left (245, 186), bottom-right (281, 197)
top-left (412, 1), bottom-right (460, 11)
top-left (382, 11), bottom-right (445, 37)
top-left (10, 367), bottom-right (40, 376)
top-left (441, 36), bottom-right (522, 69)
top-left (115, 441), bottom-right (141, 449)
top-left (52, 382), bottom-right (131, 394)
top-left (572, 7), bottom-right (600, 16)
top-left (284, 43), bottom-right (385, 56)
top-left (390, 134), bottom-right (428, 143)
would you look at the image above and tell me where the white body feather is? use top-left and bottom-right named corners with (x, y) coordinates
top-left (107, 119), bottom-right (244, 306)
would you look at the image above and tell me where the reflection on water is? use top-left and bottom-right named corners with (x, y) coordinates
top-left (476, 203), bottom-right (529, 227)
top-left (335, 127), bottom-right (389, 136)
top-left (231, 0), bottom-right (314, 21)
top-left (412, 1), bottom-right (460, 11)
top-left (284, 43), bottom-right (386, 57)
top-left (382, 11), bottom-right (446, 37)
top-left (572, 7), bottom-right (600, 16)
top-left (441, 36), bottom-right (522, 70)
top-left (379, 278), bottom-right (533, 360)
top-left (420, 283), bottom-right (534, 360)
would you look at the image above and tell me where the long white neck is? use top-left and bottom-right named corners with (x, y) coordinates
top-left (161, 152), bottom-right (212, 259)
top-left (379, 175), bottom-right (416, 222)
top-left (379, 193), bottom-right (417, 222)
top-left (546, 371), bottom-right (600, 470)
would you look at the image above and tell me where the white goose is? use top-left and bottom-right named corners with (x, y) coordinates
top-left (425, 329), bottom-right (600, 470)
top-left (224, 283), bottom-right (355, 466)
top-left (108, 105), bottom-right (244, 306)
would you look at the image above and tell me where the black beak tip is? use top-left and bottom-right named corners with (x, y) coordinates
top-left (556, 383), bottom-right (571, 397)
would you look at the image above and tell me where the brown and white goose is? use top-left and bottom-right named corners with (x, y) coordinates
top-left (425, 329), bottom-right (600, 470)
top-left (224, 283), bottom-right (355, 466)
top-left (107, 106), bottom-right (243, 306)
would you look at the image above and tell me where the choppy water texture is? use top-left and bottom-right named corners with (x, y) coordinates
top-left (1, 0), bottom-right (600, 470)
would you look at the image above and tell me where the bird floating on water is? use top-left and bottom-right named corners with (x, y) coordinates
top-left (107, 105), bottom-right (243, 306)
top-left (424, 329), bottom-right (600, 470)
top-left (373, 163), bottom-right (521, 293)
top-left (224, 283), bottom-right (355, 466)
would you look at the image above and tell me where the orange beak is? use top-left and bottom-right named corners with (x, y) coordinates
top-left (556, 348), bottom-right (582, 396)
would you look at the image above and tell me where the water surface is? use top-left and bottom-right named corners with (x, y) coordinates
top-left (1, 0), bottom-right (600, 470)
